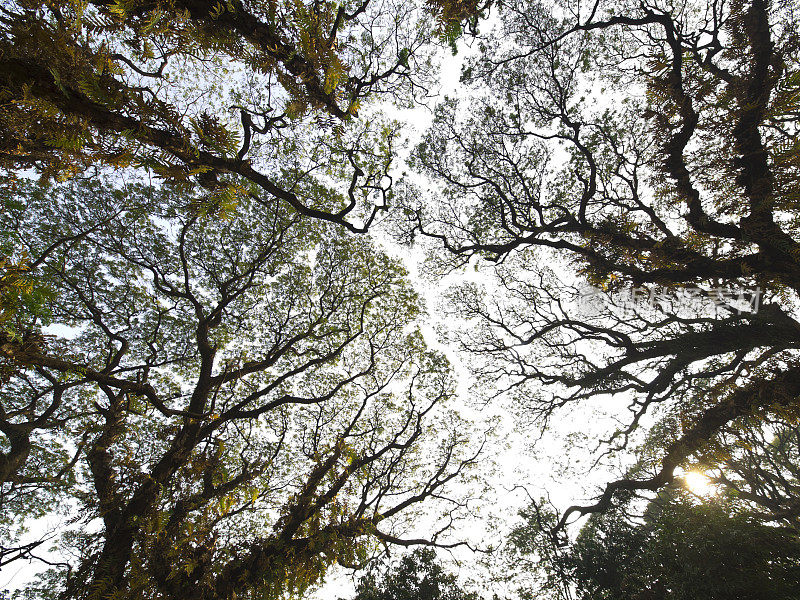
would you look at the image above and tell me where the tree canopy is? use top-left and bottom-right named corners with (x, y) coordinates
top-left (0, 1), bottom-right (496, 597)
top-left (406, 0), bottom-right (800, 535)
top-left (4, 0), bottom-right (800, 597)
top-left (1, 177), bottom-right (481, 599)
top-left (344, 547), bottom-right (479, 600)
top-left (0, 0), bottom-right (448, 230)
top-left (504, 486), bottom-right (800, 600)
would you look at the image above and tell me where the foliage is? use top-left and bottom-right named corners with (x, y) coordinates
top-left (6, 0), bottom-right (800, 597)
top-left (686, 415), bottom-right (800, 527)
top-left (0, 0), bottom-right (500, 591)
top-left (346, 548), bottom-right (480, 600)
top-left (0, 177), bottom-right (482, 599)
top-left (505, 490), bottom-right (800, 600)
top-left (0, 177), bottom-right (55, 361)
top-left (0, 0), bottom-right (494, 592)
top-left (0, 0), bottom-right (447, 231)
top-left (405, 0), bottom-right (800, 534)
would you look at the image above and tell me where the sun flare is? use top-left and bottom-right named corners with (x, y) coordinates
top-left (683, 471), bottom-right (715, 495)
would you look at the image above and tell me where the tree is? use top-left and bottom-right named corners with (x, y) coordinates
top-left (0, 177), bottom-right (482, 599)
top-left (404, 0), bottom-right (800, 533)
top-left (680, 414), bottom-right (800, 527)
top-left (495, 414), bottom-right (800, 599)
top-left (0, 0), bottom-right (448, 231)
top-left (504, 489), bottom-right (800, 600)
top-left (345, 548), bottom-right (479, 600)
top-left (0, 0), bottom-right (494, 594)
